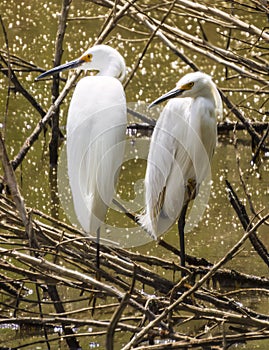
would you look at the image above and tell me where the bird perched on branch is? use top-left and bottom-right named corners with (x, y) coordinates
top-left (37, 45), bottom-right (127, 253)
top-left (139, 71), bottom-right (222, 273)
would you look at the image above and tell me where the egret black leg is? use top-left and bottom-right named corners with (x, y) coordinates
top-left (178, 202), bottom-right (189, 276)
top-left (92, 227), bottom-right (101, 315)
top-left (96, 227), bottom-right (100, 271)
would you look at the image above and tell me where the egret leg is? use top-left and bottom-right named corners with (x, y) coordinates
top-left (92, 227), bottom-right (101, 315)
top-left (96, 227), bottom-right (100, 271)
top-left (178, 202), bottom-right (189, 276)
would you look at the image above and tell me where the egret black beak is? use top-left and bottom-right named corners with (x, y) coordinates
top-left (148, 88), bottom-right (184, 109)
top-left (36, 58), bottom-right (84, 80)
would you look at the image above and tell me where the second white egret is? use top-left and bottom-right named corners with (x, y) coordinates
top-left (139, 71), bottom-right (222, 272)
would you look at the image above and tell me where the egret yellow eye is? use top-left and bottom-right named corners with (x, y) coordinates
top-left (81, 53), bottom-right (92, 62)
top-left (180, 82), bottom-right (194, 90)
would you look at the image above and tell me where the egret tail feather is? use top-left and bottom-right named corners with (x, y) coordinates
top-left (137, 212), bottom-right (158, 240)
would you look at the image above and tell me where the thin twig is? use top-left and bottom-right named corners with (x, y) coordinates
top-left (49, 0), bottom-right (72, 167)
top-left (11, 71), bottom-right (80, 170)
top-left (251, 123), bottom-right (269, 165)
top-left (0, 133), bottom-right (29, 229)
top-left (121, 212), bottom-right (269, 350)
top-left (0, 16), bottom-right (11, 137)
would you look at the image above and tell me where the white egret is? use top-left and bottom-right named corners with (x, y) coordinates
top-left (37, 45), bottom-right (127, 258)
top-left (139, 71), bottom-right (222, 272)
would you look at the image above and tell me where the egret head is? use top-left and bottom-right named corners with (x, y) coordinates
top-left (149, 72), bottom-right (214, 108)
top-left (36, 44), bottom-right (126, 82)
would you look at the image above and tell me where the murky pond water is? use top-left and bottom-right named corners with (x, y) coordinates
top-left (0, 0), bottom-right (269, 349)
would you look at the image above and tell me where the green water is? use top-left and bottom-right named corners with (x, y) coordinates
top-left (0, 0), bottom-right (269, 348)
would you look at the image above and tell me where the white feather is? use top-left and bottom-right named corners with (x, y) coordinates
top-left (139, 72), bottom-right (222, 239)
top-left (37, 45), bottom-right (127, 239)
top-left (67, 76), bottom-right (126, 234)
